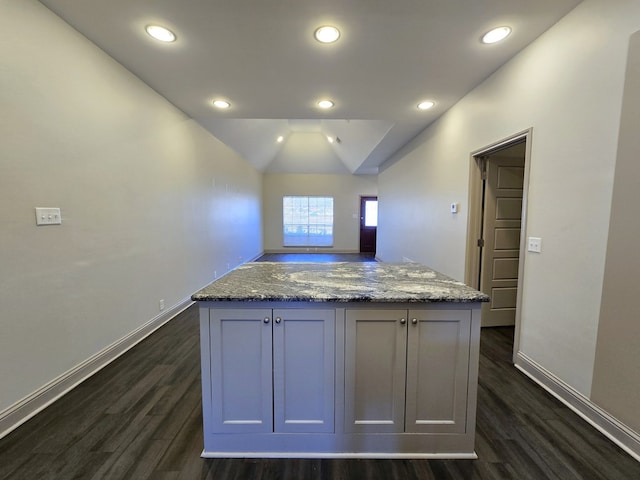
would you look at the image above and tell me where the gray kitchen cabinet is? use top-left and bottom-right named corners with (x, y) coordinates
top-left (207, 307), bottom-right (335, 435)
top-left (197, 295), bottom-right (483, 455)
top-left (344, 309), bottom-right (408, 433)
top-left (345, 308), bottom-right (471, 434)
top-left (273, 308), bottom-right (335, 433)
top-left (209, 308), bottom-right (273, 433)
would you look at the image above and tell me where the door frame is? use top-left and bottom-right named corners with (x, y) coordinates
top-left (464, 128), bottom-right (532, 360)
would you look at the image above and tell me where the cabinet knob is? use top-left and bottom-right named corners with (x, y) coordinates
top-left (264, 317), bottom-right (270, 324)
top-left (400, 318), bottom-right (406, 325)
top-left (275, 317), bottom-right (282, 324)
top-left (411, 318), bottom-right (418, 325)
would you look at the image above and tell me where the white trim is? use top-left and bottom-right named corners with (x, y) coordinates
top-left (201, 450), bottom-right (478, 459)
top-left (0, 297), bottom-right (194, 440)
top-left (263, 249), bottom-right (362, 254)
top-left (248, 252), bottom-right (265, 262)
top-left (515, 351), bottom-right (640, 463)
top-left (464, 128), bottom-right (533, 356)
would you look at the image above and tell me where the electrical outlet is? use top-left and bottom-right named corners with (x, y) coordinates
top-left (527, 237), bottom-right (542, 253)
top-left (159, 299), bottom-right (165, 311)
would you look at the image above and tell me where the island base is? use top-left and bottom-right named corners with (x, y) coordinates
top-left (198, 301), bottom-right (482, 459)
top-left (200, 431), bottom-right (477, 459)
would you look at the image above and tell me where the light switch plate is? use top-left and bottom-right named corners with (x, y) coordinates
top-left (528, 236), bottom-right (542, 253)
top-left (35, 207), bottom-right (62, 226)
top-left (450, 202), bottom-right (458, 214)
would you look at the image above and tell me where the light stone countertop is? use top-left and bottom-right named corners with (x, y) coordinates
top-left (191, 262), bottom-right (490, 303)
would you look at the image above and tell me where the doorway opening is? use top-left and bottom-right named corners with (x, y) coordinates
top-left (359, 196), bottom-right (378, 254)
top-left (465, 130), bottom-right (532, 360)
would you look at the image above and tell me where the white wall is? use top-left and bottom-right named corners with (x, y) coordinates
top-left (378, 0), bottom-right (640, 397)
top-left (592, 30), bottom-right (640, 433)
top-left (263, 174), bottom-right (377, 252)
top-left (0, 0), bottom-right (262, 413)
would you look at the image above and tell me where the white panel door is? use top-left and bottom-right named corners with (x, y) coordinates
top-left (344, 309), bottom-right (407, 433)
top-left (273, 309), bottom-right (335, 433)
top-left (209, 308), bottom-right (273, 433)
top-left (481, 157), bottom-right (524, 326)
top-left (405, 309), bottom-right (471, 433)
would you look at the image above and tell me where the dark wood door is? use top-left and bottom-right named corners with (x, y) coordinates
top-left (359, 196), bottom-right (377, 254)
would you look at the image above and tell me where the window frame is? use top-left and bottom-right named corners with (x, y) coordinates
top-left (282, 195), bottom-right (334, 247)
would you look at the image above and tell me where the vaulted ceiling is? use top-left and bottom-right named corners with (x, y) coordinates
top-left (38, 0), bottom-right (581, 174)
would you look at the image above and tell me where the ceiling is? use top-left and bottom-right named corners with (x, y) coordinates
top-left (38, 0), bottom-right (581, 175)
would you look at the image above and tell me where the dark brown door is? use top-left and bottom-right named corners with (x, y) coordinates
top-left (359, 196), bottom-right (378, 254)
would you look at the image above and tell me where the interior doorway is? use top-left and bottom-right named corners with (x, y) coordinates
top-left (479, 144), bottom-right (525, 327)
top-left (465, 130), bottom-right (531, 356)
top-left (359, 196), bottom-right (378, 254)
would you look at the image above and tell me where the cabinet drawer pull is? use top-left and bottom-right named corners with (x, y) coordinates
top-left (400, 318), bottom-right (406, 325)
top-left (275, 317), bottom-right (282, 324)
top-left (411, 318), bottom-right (418, 325)
top-left (264, 317), bottom-right (270, 324)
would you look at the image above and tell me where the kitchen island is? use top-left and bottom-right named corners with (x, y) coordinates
top-left (191, 262), bottom-right (489, 458)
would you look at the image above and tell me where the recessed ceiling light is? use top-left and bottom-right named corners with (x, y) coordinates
top-left (212, 99), bottom-right (231, 109)
top-left (317, 99), bottom-right (334, 109)
top-left (145, 25), bottom-right (176, 43)
top-left (417, 101), bottom-right (435, 110)
top-left (327, 136), bottom-right (335, 144)
top-left (314, 25), bottom-right (340, 44)
top-left (276, 135), bottom-right (284, 143)
top-left (481, 26), bottom-right (512, 44)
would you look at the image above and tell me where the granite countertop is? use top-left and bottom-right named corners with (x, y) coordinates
top-left (191, 262), bottom-right (490, 303)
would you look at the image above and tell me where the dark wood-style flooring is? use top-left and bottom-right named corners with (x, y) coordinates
top-left (2, 279), bottom-right (639, 478)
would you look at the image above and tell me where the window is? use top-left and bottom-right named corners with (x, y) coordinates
top-left (364, 199), bottom-right (378, 227)
top-left (283, 196), bottom-right (333, 247)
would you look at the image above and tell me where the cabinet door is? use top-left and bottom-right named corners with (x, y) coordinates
top-left (344, 309), bottom-right (407, 433)
top-left (273, 309), bottom-right (335, 433)
top-left (209, 308), bottom-right (273, 433)
top-left (405, 309), bottom-right (471, 433)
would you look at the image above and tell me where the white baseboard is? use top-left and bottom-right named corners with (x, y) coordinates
top-left (248, 252), bottom-right (265, 262)
top-left (262, 249), bottom-right (361, 254)
top-left (515, 351), bottom-right (640, 463)
top-left (0, 297), bottom-right (193, 440)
